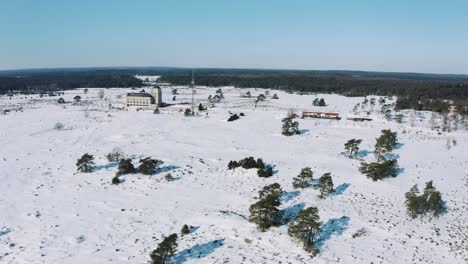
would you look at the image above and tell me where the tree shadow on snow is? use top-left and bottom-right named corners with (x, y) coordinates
top-left (315, 216), bottom-right (350, 251)
top-left (0, 228), bottom-right (12, 237)
top-left (281, 191), bottom-right (301, 203)
top-left (383, 153), bottom-right (400, 160)
top-left (173, 239), bottom-right (225, 264)
top-left (281, 203), bottom-right (305, 225)
top-left (298, 129), bottom-right (310, 134)
top-left (265, 164), bottom-right (279, 175)
top-left (394, 143), bottom-right (404, 149)
top-left (92, 162), bottom-right (117, 172)
top-left (355, 150), bottom-right (370, 158)
top-left (156, 165), bottom-right (180, 174)
top-left (396, 167), bottom-right (405, 176)
top-left (334, 183), bottom-right (350, 195)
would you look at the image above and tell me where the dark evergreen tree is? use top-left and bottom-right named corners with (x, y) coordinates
top-left (359, 159), bottom-right (399, 181)
top-left (318, 98), bottom-right (326, 107)
top-left (374, 130), bottom-right (398, 161)
top-left (184, 108), bottom-right (192, 116)
top-left (344, 139), bottom-right (362, 158)
top-left (198, 103), bottom-right (205, 111)
top-left (111, 176), bottom-right (120, 185)
top-left (181, 224), bottom-right (190, 235)
top-left (405, 184), bottom-right (421, 219)
top-left (149, 234), bottom-right (178, 264)
top-left (76, 153), bottom-right (95, 173)
top-left (117, 158), bottom-right (136, 176)
top-left (288, 206), bottom-right (321, 256)
top-left (272, 93), bottom-right (279, 99)
top-left (257, 166), bottom-right (273, 178)
top-left (249, 183), bottom-right (283, 231)
top-left (138, 157), bottom-right (163, 175)
top-left (427, 190), bottom-right (445, 219)
top-left (282, 118), bottom-right (299, 136)
top-left (292, 167), bottom-right (314, 189)
top-left (315, 173), bottom-right (335, 198)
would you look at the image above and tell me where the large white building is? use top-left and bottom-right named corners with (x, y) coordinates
top-left (126, 86), bottom-right (162, 109)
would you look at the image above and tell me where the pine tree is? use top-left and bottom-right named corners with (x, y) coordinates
top-left (374, 130), bottom-right (398, 161)
top-left (318, 98), bottom-right (326, 107)
top-left (427, 191), bottom-right (445, 220)
top-left (282, 118), bottom-right (299, 136)
top-left (150, 233), bottom-right (178, 264)
top-left (404, 184), bottom-right (421, 219)
top-left (138, 157), bottom-right (163, 175)
top-left (117, 159), bottom-right (136, 176)
top-left (292, 167), bottom-right (314, 189)
top-left (344, 139), bottom-right (362, 158)
top-left (288, 206), bottom-right (322, 256)
top-left (315, 173), bottom-right (335, 198)
top-left (249, 198), bottom-right (281, 231)
top-left (76, 153), bottom-right (95, 173)
top-left (259, 183), bottom-right (283, 201)
top-left (249, 183), bottom-right (283, 231)
top-left (359, 159), bottom-right (399, 181)
top-left (181, 224), bottom-right (190, 235)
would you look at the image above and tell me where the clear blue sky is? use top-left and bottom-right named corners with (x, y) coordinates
top-left (1, 0), bottom-right (467, 74)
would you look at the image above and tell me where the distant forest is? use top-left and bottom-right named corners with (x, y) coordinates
top-left (1, 68), bottom-right (467, 104)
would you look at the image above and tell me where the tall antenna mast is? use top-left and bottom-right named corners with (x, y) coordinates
top-left (191, 69), bottom-right (195, 114)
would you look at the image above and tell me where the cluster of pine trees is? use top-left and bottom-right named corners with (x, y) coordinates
top-left (292, 167), bottom-right (335, 198)
top-left (313, 98), bottom-right (326, 106)
top-left (359, 130), bottom-right (400, 181)
top-left (281, 117), bottom-right (300, 136)
top-left (227, 157), bottom-right (273, 178)
top-left (76, 152), bottom-right (163, 185)
top-left (405, 181), bottom-right (446, 220)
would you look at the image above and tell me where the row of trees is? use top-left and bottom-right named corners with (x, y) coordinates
top-left (76, 152), bottom-right (164, 184)
top-left (248, 182), bottom-right (324, 256)
top-left (405, 181), bottom-right (446, 220)
top-left (227, 157), bottom-right (273, 178)
top-left (292, 167), bottom-right (335, 198)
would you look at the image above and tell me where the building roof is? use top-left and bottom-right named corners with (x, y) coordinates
top-left (127, 93), bottom-right (152, 97)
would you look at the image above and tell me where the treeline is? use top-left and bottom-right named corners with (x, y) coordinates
top-left (156, 69), bottom-right (468, 100)
top-left (0, 69), bottom-right (143, 95)
top-left (2, 67), bottom-right (468, 100)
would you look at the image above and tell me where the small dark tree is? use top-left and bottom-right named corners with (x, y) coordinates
top-left (172, 96), bottom-right (176, 101)
top-left (57, 97), bottom-right (65, 104)
top-left (315, 173), bottom-right (334, 198)
top-left (76, 153), bottom-right (94, 173)
top-left (181, 224), bottom-right (190, 235)
top-left (282, 118), bottom-right (299, 136)
top-left (73, 95), bottom-right (81, 103)
top-left (405, 184), bottom-right (421, 219)
top-left (359, 159), bottom-right (399, 181)
top-left (111, 176), bottom-right (120, 185)
top-left (138, 157), bottom-right (163, 175)
top-left (288, 206), bottom-right (321, 256)
top-left (292, 167), bottom-right (314, 189)
top-left (165, 173), bottom-right (176, 182)
top-left (318, 98), bottom-right (326, 107)
top-left (106, 148), bottom-right (124, 162)
top-left (172, 89), bottom-right (178, 95)
top-left (344, 139), bottom-right (362, 158)
top-left (423, 181), bottom-right (445, 220)
top-left (374, 130), bottom-right (398, 161)
top-left (117, 159), bottom-right (136, 176)
top-left (198, 103), bottom-right (205, 111)
top-left (272, 94), bottom-right (279, 99)
top-left (150, 234), bottom-right (178, 264)
top-left (184, 108), bottom-right (192, 116)
top-left (257, 166), bottom-right (273, 178)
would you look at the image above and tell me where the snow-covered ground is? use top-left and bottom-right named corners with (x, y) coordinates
top-left (0, 85), bottom-right (467, 264)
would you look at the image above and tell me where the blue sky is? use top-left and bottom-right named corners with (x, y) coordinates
top-left (1, 0), bottom-right (467, 74)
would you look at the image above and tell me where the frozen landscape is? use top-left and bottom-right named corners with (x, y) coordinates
top-left (0, 83), bottom-right (467, 264)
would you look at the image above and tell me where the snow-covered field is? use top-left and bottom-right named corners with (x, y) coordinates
top-left (0, 85), bottom-right (467, 264)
